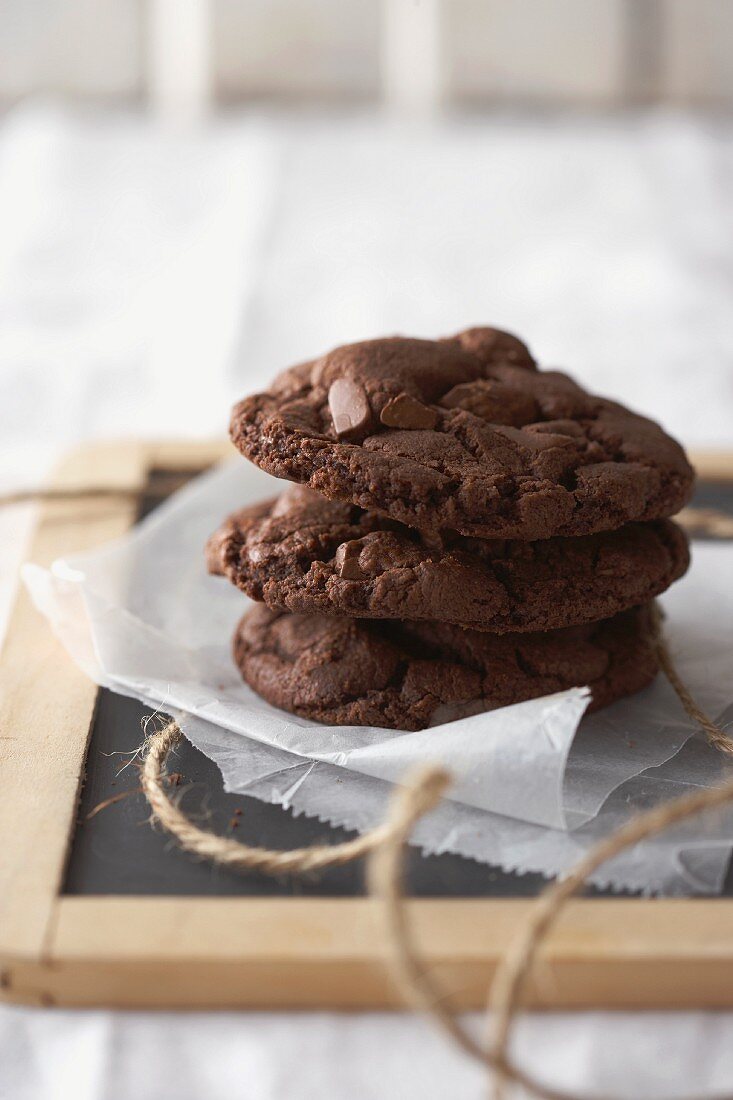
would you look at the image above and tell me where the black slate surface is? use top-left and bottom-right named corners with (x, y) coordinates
top-left (63, 474), bottom-right (733, 898)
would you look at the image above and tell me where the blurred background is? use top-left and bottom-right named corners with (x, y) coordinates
top-left (0, 0), bottom-right (732, 480)
top-left (1, 7), bottom-right (732, 1098)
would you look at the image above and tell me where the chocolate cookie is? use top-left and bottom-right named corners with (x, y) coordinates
top-left (233, 603), bottom-right (659, 730)
top-left (230, 328), bottom-right (694, 540)
top-left (208, 486), bottom-right (689, 633)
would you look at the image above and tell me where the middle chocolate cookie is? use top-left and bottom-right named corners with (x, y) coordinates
top-left (207, 485), bottom-right (689, 634)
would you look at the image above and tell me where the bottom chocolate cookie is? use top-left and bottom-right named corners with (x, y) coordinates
top-left (233, 604), bottom-right (658, 730)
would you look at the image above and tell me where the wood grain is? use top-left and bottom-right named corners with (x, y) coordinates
top-left (0, 443), bottom-right (146, 965)
top-left (6, 896), bottom-right (733, 1009)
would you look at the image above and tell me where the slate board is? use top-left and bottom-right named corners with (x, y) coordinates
top-left (63, 476), bottom-right (733, 899)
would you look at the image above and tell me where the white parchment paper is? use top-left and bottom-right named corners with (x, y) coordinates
top-left (24, 462), bottom-right (733, 894)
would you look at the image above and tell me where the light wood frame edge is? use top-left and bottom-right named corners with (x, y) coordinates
top-left (1, 439), bottom-right (732, 1010)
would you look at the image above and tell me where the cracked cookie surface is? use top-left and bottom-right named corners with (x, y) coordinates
top-left (208, 485), bottom-right (689, 633)
top-left (230, 327), bottom-right (694, 540)
top-left (233, 603), bottom-right (659, 730)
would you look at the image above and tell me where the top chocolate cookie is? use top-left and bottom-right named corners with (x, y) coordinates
top-left (230, 327), bottom-right (694, 540)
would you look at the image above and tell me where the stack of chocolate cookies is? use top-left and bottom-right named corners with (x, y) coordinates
top-left (208, 328), bottom-right (693, 731)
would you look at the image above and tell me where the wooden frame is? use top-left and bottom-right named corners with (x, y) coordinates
top-left (1, 440), bottom-right (733, 1010)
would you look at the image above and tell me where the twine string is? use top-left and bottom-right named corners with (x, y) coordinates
top-left (368, 730), bottom-right (733, 1100)
top-left (485, 775), bottom-right (733, 1100)
top-left (487, 611), bottom-right (733, 1100)
top-left (143, 719), bottom-right (576, 1100)
top-left (138, 610), bottom-right (733, 1100)
top-left (366, 769), bottom-right (591, 1100)
top-left (650, 604), bottom-right (733, 757)
top-left (142, 720), bottom-right (400, 875)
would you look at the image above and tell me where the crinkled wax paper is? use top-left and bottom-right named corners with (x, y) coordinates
top-left (24, 462), bottom-right (733, 894)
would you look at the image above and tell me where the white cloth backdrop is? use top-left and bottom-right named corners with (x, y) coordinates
top-left (2, 102), bottom-right (733, 1099)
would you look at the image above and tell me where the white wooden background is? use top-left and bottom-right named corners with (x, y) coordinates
top-left (1, 0), bottom-right (733, 111)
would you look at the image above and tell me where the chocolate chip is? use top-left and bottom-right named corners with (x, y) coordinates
top-left (379, 393), bottom-right (438, 430)
top-left (328, 378), bottom-right (372, 438)
top-left (334, 540), bottom-right (366, 580)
